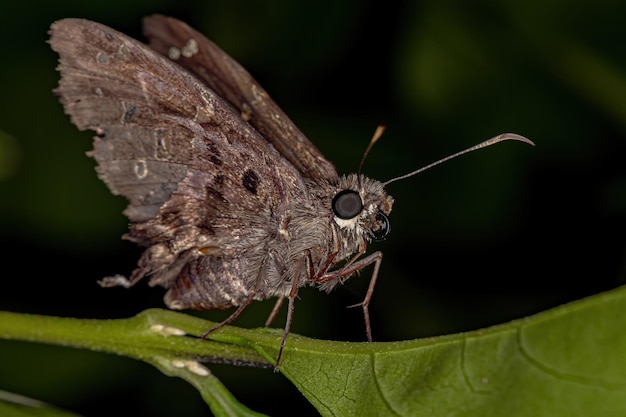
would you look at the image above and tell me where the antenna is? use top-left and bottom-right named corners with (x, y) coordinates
top-left (358, 125), bottom-right (386, 188)
top-left (382, 133), bottom-right (534, 186)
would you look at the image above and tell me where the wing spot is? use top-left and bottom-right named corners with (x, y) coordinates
top-left (195, 106), bottom-right (213, 124)
top-left (200, 90), bottom-right (212, 105)
top-left (192, 137), bottom-right (222, 165)
top-left (96, 52), bottom-right (109, 64)
top-left (208, 143), bottom-right (222, 165)
top-left (241, 103), bottom-right (252, 121)
top-left (182, 38), bottom-right (198, 57)
top-left (113, 44), bottom-right (130, 61)
top-left (168, 46), bottom-right (181, 60)
top-left (134, 160), bottom-right (148, 179)
top-left (154, 129), bottom-right (169, 158)
top-left (242, 169), bottom-right (260, 195)
top-left (205, 184), bottom-right (227, 204)
top-left (122, 103), bottom-right (138, 124)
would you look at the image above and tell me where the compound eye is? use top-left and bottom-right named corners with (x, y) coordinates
top-left (369, 211), bottom-right (390, 241)
top-left (332, 190), bottom-right (363, 219)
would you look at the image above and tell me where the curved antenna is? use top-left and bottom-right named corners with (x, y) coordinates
top-left (382, 133), bottom-right (534, 187)
top-left (358, 125), bottom-right (386, 188)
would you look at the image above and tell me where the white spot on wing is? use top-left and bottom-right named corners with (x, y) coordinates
top-left (134, 159), bottom-right (148, 179)
top-left (182, 38), bottom-right (198, 57)
top-left (168, 46), bottom-right (181, 60)
top-left (96, 52), bottom-right (109, 64)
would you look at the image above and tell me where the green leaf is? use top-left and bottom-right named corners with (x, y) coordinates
top-left (149, 357), bottom-right (268, 417)
top-left (1, 286), bottom-right (625, 416)
top-left (0, 390), bottom-right (81, 417)
top-left (0, 311), bottom-right (269, 417)
top-left (264, 286), bottom-right (626, 416)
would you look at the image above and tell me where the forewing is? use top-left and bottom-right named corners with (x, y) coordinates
top-left (142, 14), bottom-right (339, 184)
top-left (50, 19), bottom-right (307, 286)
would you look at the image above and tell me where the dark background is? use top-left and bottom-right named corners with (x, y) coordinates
top-left (1, 1), bottom-right (625, 416)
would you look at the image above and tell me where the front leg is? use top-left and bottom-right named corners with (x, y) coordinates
top-left (313, 251), bottom-right (383, 342)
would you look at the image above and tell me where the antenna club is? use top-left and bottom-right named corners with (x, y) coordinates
top-left (358, 124), bottom-right (387, 178)
top-left (372, 125), bottom-right (386, 145)
top-left (491, 133), bottom-right (535, 147)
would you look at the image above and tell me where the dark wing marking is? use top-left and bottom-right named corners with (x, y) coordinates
top-left (142, 14), bottom-right (339, 184)
top-left (50, 19), bottom-right (308, 293)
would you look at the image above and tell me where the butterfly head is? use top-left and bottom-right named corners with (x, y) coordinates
top-left (332, 174), bottom-right (394, 243)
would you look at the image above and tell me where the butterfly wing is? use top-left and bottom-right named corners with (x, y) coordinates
top-left (50, 19), bottom-right (309, 305)
top-left (142, 14), bottom-right (339, 184)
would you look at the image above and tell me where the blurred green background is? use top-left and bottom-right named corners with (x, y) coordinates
top-left (1, 0), bottom-right (625, 416)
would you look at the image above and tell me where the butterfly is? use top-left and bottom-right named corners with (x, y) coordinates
top-left (49, 15), bottom-right (532, 369)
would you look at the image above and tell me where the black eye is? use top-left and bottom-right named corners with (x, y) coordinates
top-left (368, 211), bottom-right (390, 241)
top-left (332, 190), bottom-right (363, 219)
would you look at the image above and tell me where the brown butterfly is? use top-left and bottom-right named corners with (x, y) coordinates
top-left (49, 15), bottom-right (533, 369)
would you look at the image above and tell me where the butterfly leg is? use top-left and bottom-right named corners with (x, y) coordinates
top-left (352, 251), bottom-right (383, 342)
top-left (201, 293), bottom-right (255, 340)
top-left (264, 296), bottom-right (285, 327)
top-left (314, 251), bottom-right (383, 342)
top-left (274, 272), bottom-right (300, 371)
